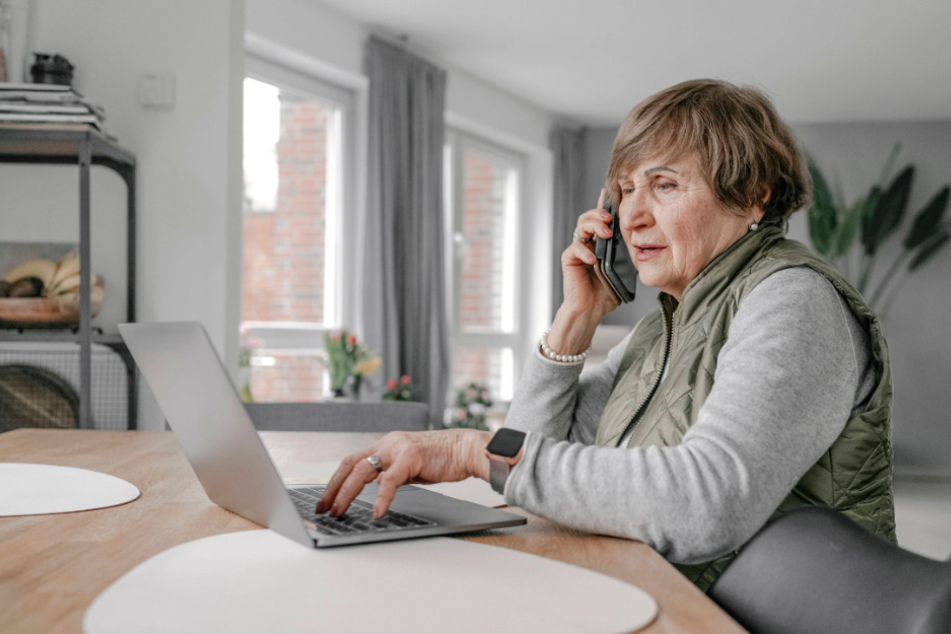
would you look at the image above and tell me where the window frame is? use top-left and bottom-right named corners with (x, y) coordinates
top-left (444, 128), bottom-right (527, 401)
top-left (241, 54), bottom-right (359, 351)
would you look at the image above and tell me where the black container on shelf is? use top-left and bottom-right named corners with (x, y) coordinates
top-left (30, 52), bottom-right (73, 86)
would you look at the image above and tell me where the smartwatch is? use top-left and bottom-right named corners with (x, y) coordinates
top-left (485, 428), bottom-right (526, 495)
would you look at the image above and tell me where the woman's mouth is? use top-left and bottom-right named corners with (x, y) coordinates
top-left (632, 244), bottom-right (665, 262)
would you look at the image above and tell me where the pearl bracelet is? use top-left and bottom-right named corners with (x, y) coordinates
top-left (540, 328), bottom-right (591, 364)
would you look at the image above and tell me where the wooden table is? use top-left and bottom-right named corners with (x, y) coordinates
top-left (0, 429), bottom-right (745, 634)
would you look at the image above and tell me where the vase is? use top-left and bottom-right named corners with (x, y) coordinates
top-left (238, 366), bottom-right (253, 403)
top-left (349, 376), bottom-right (362, 401)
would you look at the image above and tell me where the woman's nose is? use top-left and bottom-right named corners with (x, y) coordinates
top-left (619, 193), bottom-right (652, 232)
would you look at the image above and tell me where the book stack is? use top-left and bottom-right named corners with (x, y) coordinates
top-left (0, 82), bottom-right (107, 131)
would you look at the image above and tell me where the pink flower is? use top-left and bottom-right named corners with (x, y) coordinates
top-left (332, 331), bottom-right (343, 342)
top-left (347, 334), bottom-right (357, 346)
top-left (401, 375), bottom-right (411, 384)
top-left (387, 379), bottom-right (397, 390)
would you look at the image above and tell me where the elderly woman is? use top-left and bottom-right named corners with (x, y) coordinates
top-left (318, 79), bottom-right (895, 591)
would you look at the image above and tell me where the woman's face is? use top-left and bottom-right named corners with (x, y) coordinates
top-left (617, 153), bottom-right (761, 301)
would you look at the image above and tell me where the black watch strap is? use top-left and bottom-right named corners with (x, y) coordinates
top-left (489, 459), bottom-right (510, 495)
top-left (486, 428), bottom-right (526, 495)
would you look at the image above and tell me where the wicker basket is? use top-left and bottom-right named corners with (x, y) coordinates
top-left (0, 293), bottom-right (103, 327)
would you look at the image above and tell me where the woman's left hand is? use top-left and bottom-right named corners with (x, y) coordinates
top-left (316, 429), bottom-right (493, 519)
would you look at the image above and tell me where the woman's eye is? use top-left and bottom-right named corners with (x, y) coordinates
top-left (657, 182), bottom-right (677, 191)
top-left (620, 187), bottom-right (635, 197)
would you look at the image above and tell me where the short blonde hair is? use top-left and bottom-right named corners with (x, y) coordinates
top-left (606, 79), bottom-right (811, 221)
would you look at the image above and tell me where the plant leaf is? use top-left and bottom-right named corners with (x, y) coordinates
top-left (859, 186), bottom-right (882, 254)
top-left (807, 159), bottom-right (837, 256)
top-left (831, 198), bottom-right (864, 259)
top-left (881, 166), bottom-right (915, 235)
top-left (903, 186), bottom-right (950, 250)
top-left (862, 166), bottom-right (914, 256)
top-left (908, 229), bottom-right (950, 272)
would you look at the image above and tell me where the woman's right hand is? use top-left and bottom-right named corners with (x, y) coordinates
top-left (545, 190), bottom-right (622, 357)
top-left (560, 189), bottom-right (621, 321)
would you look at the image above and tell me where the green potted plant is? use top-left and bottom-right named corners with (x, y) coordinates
top-left (807, 145), bottom-right (949, 315)
top-left (382, 375), bottom-right (414, 401)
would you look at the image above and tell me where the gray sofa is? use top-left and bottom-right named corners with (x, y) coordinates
top-left (244, 401), bottom-right (429, 433)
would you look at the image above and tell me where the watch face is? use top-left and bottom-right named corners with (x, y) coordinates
top-left (486, 428), bottom-right (526, 459)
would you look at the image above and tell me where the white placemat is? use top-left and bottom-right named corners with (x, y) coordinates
top-left (0, 463), bottom-right (140, 517)
top-left (84, 530), bottom-right (658, 634)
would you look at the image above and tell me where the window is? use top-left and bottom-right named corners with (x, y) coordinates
top-left (445, 131), bottom-right (524, 401)
top-left (241, 56), bottom-right (356, 402)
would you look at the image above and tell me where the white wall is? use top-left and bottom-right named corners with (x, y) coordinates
top-left (0, 0), bottom-right (244, 430)
top-left (245, 0), bottom-right (364, 78)
top-left (245, 0), bottom-right (554, 148)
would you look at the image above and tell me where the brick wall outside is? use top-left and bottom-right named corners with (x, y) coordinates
top-left (453, 149), bottom-right (508, 396)
top-left (460, 150), bottom-right (505, 331)
top-left (453, 347), bottom-right (502, 397)
top-left (249, 352), bottom-right (324, 402)
top-left (242, 97), bottom-right (330, 402)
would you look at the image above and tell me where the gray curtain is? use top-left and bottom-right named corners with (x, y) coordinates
top-left (550, 124), bottom-right (588, 318)
top-left (362, 37), bottom-right (449, 429)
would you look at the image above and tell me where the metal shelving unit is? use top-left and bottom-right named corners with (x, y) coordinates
top-left (0, 123), bottom-right (136, 429)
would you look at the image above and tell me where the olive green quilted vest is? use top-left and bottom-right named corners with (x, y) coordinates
top-left (595, 225), bottom-right (896, 592)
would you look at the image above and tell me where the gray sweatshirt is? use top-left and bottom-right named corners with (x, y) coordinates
top-left (504, 267), bottom-right (876, 565)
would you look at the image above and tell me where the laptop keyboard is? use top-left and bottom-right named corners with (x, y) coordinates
top-left (289, 486), bottom-right (436, 536)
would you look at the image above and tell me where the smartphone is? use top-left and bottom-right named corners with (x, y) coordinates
top-left (593, 203), bottom-right (637, 303)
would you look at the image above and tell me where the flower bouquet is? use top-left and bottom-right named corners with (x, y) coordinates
top-left (323, 329), bottom-right (380, 398)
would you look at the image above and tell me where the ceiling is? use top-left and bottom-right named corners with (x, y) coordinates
top-left (307, 0), bottom-right (951, 127)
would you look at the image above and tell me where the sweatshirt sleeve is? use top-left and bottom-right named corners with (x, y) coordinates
top-left (503, 329), bottom-right (633, 446)
top-left (503, 268), bottom-right (870, 564)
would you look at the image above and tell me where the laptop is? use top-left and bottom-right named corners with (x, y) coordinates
top-left (119, 321), bottom-right (526, 548)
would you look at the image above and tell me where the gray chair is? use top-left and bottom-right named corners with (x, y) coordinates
top-left (244, 401), bottom-right (429, 433)
top-left (708, 506), bottom-right (951, 634)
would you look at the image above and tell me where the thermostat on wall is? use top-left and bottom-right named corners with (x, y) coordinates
top-left (138, 72), bottom-right (176, 108)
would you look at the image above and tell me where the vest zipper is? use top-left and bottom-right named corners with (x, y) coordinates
top-left (621, 304), bottom-right (674, 448)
